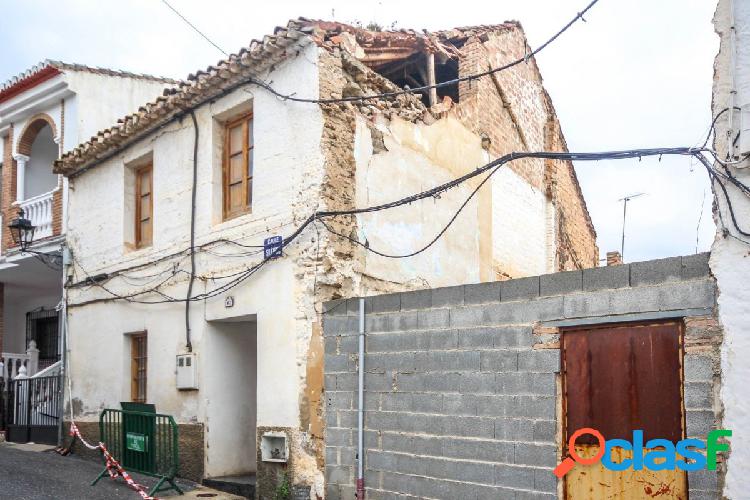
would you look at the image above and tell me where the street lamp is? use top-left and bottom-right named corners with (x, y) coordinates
top-left (8, 209), bottom-right (36, 252)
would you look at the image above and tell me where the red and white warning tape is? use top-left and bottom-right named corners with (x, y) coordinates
top-left (68, 422), bottom-right (160, 500)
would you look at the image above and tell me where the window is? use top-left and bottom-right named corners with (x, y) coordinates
top-left (135, 164), bottom-right (153, 247)
top-left (223, 112), bottom-right (254, 219)
top-left (130, 332), bottom-right (147, 403)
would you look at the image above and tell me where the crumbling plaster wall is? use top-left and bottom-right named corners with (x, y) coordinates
top-left (65, 41), bottom-right (332, 496)
top-left (711, 1), bottom-right (750, 497)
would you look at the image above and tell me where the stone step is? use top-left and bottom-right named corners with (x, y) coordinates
top-left (202, 474), bottom-right (256, 499)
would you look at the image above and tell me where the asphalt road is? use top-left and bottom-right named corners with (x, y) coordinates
top-left (0, 444), bottom-right (195, 499)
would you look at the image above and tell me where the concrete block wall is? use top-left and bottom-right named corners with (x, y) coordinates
top-left (323, 254), bottom-right (722, 500)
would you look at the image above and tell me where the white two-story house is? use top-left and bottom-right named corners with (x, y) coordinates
top-left (0, 61), bottom-right (174, 438)
top-left (55, 20), bottom-right (598, 499)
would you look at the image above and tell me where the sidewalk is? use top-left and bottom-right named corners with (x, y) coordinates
top-left (0, 442), bottom-right (244, 499)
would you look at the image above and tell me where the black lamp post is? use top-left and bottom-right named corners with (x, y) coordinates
top-left (8, 209), bottom-right (36, 252)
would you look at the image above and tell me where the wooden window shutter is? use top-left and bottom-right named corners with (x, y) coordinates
top-left (135, 164), bottom-right (153, 247)
top-left (130, 332), bottom-right (148, 403)
top-left (223, 111), bottom-right (253, 220)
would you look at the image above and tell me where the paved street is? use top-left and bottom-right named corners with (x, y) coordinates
top-left (0, 443), bottom-right (236, 500)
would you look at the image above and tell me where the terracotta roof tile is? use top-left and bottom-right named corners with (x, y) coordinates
top-left (0, 59), bottom-right (178, 95)
top-left (55, 19), bottom-right (523, 176)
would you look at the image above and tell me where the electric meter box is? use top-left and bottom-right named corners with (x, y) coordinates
top-left (176, 353), bottom-right (198, 390)
top-left (261, 432), bottom-right (288, 462)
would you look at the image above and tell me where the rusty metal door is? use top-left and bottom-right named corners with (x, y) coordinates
top-left (561, 321), bottom-right (687, 500)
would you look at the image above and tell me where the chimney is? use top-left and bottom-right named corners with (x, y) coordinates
top-left (606, 251), bottom-right (623, 266)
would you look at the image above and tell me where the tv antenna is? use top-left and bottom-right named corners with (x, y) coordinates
top-left (618, 192), bottom-right (647, 261)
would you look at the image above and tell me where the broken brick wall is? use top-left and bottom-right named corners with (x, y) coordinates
top-left (454, 27), bottom-right (598, 275)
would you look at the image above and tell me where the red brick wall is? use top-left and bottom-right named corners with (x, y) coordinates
top-left (1, 127), bottom-right (16, 252)
top-left (455, 27), bottom-right (598, 271)
top-left (52, 188), bottom-right (63, 236)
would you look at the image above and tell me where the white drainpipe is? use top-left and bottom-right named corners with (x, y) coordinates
top-left (356, 297), bottom-right (365, 499)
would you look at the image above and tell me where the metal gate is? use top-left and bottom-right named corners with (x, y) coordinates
top-left (5, 375), bottom-right (62, 445)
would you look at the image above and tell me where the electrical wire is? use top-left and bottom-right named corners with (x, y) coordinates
top-left (68, 146), bottom-right (744, 308)
top-left (318, 164), bottom-right (498, 258)
top-left (184, 110), bottom-right (200, 352)
top-left (162, 0), bottom-right (600, 105)
top-left (161, 0), bottom-right (229, 56)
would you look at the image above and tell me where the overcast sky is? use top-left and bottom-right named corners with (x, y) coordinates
top-left (0, 0), bottom-right (719, 263)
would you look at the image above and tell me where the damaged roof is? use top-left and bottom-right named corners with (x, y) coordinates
top-left (55, 19), bottom-right (523, 176)
top-left (0, 59), bottom-right (178, 105)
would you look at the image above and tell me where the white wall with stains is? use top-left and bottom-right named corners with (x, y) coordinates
top-left (712, 0), bottom-right (750, 496)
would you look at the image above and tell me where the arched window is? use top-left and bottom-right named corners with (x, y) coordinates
top-left (23, 123), bottom-right (58, 198)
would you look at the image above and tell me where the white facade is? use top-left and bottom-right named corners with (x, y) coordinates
top-left (712, 1), bottom-right (750, 497)
top-left (66, 43), bottom-right (326, 480)
top-left (63, 35), bottom-right (568, 489)
top-left (0, 64), bottom-right (172, 378)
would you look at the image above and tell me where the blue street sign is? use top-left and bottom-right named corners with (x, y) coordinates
top-left (264, 236), bottom-right (283, 259)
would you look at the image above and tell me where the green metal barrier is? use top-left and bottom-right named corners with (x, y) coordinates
top-left (92, 404), bottom-right (183, 496)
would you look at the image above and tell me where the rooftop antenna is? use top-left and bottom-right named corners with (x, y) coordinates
top-left (618, 192), bottom-right (646, 261)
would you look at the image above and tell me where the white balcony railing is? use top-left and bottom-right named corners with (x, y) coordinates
top-left (18, 190), bottom-right (55, 240)
top-left (0, 341), bottom-right (40, 387)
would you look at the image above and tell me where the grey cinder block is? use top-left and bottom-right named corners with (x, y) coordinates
top-left (686, 410), bottom-right (715, 438)
top-left (448, 437), bottom-right (513, 463)
top-left (533, 420), bottom-right (557, 442)
top-left (326, 354), bottom-right (354, 373)
top-left (684, 381), bottom-right (713, 409)
top-left (327, 428), bottom-right (353, 447)
top-left (501, 276), bottom-right (540, 301)
top-left (684, 355), bottom-right (714, 382)
top-left (517, 350), bottom-right (560, 373)
top-left (325, 446), bottom-right (338, 465)
top-left (367, 293), bottom-right (401, 313)
top-left (323, 299), bottom-right (348, 316)
top-left (534, 468), bottom-right (558, 493)
top-left (325, 316), bottom-right (359, 335)
top-left (540, 270), bottom-right (583, 297)
top-left (494, 464), bottom-right (535, 490)
top-left (681, 253), bottom-right (711, 280)
top-left (412, 392), bottom-right (444, 413)
top-left (494, 418), bottom-right (535, 441)
top-left (418, 351), bottom-right (481, 372)
top-left (582, 264), bottom-right (630, 291)
top-left (687, 468), bottom-right (719, 492)
top-left (480, 351), bottom-right (518, 372)
top-left (506, 395), bottom-right (556, 420)
top-left (514, 443), bottom-right (557, 467)
top-left (418, 309), bottom-right (450, 330)
top-left (630, 256), bottom-right (682, 286)
top-left (400, 288), bottom-right (432, 310)
top-left (465, 281), bottom-right (502, 305)
top-left (432, 285), bottom-right (465, 308)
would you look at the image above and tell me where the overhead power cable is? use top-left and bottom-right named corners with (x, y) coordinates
top-left (161, 0), bottom-right (229, 56)
top-left (162, 0), bottom-right (600, 104)
top-left (68, 145), bottom-right (750, 308)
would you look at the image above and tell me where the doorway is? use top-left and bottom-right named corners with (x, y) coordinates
top-left (561, 321), bottom-right (687, 499)
top-left (26, 308), bottom-right (60, 370)
top-left (205, 319), bottom-right (257, 478)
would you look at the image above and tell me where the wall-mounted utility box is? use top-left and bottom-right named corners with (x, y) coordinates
top-left (176, 353), bottom-right (198, 390)
top-left (260, 432), bottom-right (288, 462)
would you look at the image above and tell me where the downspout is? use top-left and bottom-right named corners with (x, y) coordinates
top-left (58, 243), bottom-right (69, 446)
top-left (184, 110), bottom-right (199, 352)
top-left (357, 297), bottom-right (365, 499)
